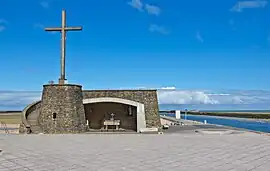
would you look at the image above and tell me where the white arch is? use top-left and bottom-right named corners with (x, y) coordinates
top-left (83, 97), bottom-right (146, 132)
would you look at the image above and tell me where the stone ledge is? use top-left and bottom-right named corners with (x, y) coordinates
top-left (43, 84), bottom-right (82, 87)
top-left (195, 129), bottom-right (237, 135)
top-left (139, 127), bottom-right (159, 133)
top-left (83, 89), bottom-right (157, 92)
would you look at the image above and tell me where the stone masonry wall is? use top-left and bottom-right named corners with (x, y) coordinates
top-left (38, 84), bottom-right (87, 133)
top-left (82, 90), bottom-right (161, 128)
top-left (19, 101), bottom-right (42, 134)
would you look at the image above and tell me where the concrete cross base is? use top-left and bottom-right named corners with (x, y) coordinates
top-left (58, 78), bottom-right (66, 85)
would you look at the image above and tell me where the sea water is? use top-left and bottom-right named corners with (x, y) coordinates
top-left (160, 113), bottom-right (270, 133)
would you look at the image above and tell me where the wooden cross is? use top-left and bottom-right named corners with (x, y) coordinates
top-left (45, 9), bottom-right (82, 85)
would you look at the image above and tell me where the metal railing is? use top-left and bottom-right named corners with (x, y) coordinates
top-left (0, 121), bottom-right (9, 134)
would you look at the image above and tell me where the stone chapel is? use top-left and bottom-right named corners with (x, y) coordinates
top-left (19, 10), bottom-right (161, 134)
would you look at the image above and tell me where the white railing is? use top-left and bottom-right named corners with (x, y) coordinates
top-left (0, 121), bottom-right (9, 134)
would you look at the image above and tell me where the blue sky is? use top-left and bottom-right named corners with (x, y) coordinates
top-left (0, 0), bottom-right (270, 110)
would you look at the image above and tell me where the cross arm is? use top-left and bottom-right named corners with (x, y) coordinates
top-left (45, 27), bottom-right (62, 31)
top-left (65, 26), bottom-right (83, 31)
top-left (44, 26), bottom-right (82, 31)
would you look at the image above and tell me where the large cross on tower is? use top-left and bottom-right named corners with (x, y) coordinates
top-left (45, 9), bottom-right (82, 85)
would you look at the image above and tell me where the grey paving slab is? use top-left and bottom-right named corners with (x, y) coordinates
top-left (0, 132), bottom-right (270, 171)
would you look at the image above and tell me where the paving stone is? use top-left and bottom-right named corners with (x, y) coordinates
top-left (0, 133), bottom-right (269, 171)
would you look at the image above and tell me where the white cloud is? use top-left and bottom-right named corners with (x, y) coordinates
top-left (157, 89), bottom-right (270, 105)
top-left (206, 93), bottom-right (230, 96)
top-left (158, 90), bottom-right (219, 104)
top-left (0, 19), bottom-right (7, 24)
top-left (34, 23), bottom-right (58, 34)
top-left (196, 31), bottom-right (204, 43)
top-left (0, 91), bottom-right (41, 110)
top-left (1, 89), bottom-right (270, 110)
top-left (145, 4), bottom-right (161, 16)
top-left (229, 19), bottom-right (234, 25)
top-left (40, 1), bottom-right (49, 8)
top-left (0, 26), bottom-right (5, 32)
top-left (127, 0), bottom-right (143, 11)
top-left (149, 24), bottom-right (169, 35)
top-left (127, 0), bottom-right (161, 16)
top-left (161, 87), bottom-right (176, 90)
top-left (0, 19), bottom-right (7, 32)
top-left (229, 19), bottom-right (237, 31)
top-left (34, 23), bottom-right (44, 29)
top-left (231, 0), bottom-right (268, 12)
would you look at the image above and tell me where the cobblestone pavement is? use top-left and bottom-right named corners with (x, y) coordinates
top-left (0, 132), bottom-right (269, 171)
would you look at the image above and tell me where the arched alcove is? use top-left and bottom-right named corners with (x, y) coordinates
top-left (83, 97), bottom-right (146, 132)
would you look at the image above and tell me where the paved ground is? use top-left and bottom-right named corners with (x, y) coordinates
top-left (0, 131), bottom-right (270, 171)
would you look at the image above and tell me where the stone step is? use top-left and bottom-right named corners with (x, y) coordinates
top-left (0, 129), bottom-right (19, 134)
top-left (139, 127), bottom-right (159, 134)
top-left (28, 119), bottom-right (38, 123)
top-left (30, 125), bottom-right (41, 134)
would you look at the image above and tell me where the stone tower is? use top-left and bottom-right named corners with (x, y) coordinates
top-left (36, 10), bottom-right (87, 133)
top-left (38, 84), bottom-right (87, 133)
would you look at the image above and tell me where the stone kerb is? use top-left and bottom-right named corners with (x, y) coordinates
top-left (43, 84), bottom-right (82, 88)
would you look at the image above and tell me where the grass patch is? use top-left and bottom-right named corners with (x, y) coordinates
top-left (0, 114), bottom-right (21, 124)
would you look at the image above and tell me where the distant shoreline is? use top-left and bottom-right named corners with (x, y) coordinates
top-left (185, 111), bottom-right (270, 120)
top-left (187, 114), bottom-right (270, 123)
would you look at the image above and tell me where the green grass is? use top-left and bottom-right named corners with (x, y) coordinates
top-left (0, 114), bottom-right (21, 124)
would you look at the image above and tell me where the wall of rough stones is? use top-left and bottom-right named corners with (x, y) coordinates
top-left (20, 89), bottom-right (161, 134)
top-left (38, 84), bottom-right (87, 133)
top-left (19, 101), bottom-right (42, 134)
top-left (83, 90), bottom-right (161, 128)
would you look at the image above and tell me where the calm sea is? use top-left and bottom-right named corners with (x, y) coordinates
top-left (199, 110), bottom-right (270, 113)
top-left (160, 113), bottom-right (270, 133)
